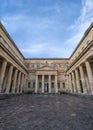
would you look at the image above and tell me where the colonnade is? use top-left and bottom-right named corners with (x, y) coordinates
top-left (67, 60), bottom-right (93, 94)
top-left (0, 58), bottom-right (26, 94)
top-left (35, 74), bottom-right (58, 93)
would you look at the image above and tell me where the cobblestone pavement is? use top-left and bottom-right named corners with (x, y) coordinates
top-left (0, 94), bottom-right (93, 130)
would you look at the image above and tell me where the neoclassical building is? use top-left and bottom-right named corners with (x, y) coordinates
top-left (0, 22), bottom-right (93, 94)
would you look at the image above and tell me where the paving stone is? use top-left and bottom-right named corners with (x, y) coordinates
top-left (0, 94), bottom-right (93, 130)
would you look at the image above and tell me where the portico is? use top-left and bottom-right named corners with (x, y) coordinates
top-left (35, 68), bottom-right (58, 93)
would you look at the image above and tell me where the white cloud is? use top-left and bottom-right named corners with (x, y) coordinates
top-left (1, 0), bottom-right (93, 58)
top-left (64, 0), bottom-right (93, 56)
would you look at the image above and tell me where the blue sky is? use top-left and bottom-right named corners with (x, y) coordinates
top-left (1, 0), bottom-right (93, 58)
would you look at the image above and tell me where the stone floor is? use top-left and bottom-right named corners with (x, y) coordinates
top-left (0, 94), bottom-right (93, 130)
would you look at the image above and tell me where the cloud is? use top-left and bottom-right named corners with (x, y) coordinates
top-left (63, 0), bottom-right (93, 56)
top-left (21, 43), bottom-right (70, 58)
top-left (1, 0), bottom-right (93, 58)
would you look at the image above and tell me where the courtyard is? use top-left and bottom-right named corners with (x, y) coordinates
top-left (0, 94), bottom-right (93, 130)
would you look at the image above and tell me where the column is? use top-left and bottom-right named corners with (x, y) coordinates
top-left (17, 72), bottom-right (21, 93)
top-left (12, 69), bottom-right (18, 93)
top-left (35, 75), bottom-right (38, 93)
top-left (0, 61), bottom-right (7, 93)
top-left (49, 75), bottom-right (51, 93)
top-left (5, 65), bottom-right (13, 93)
top-left (79, 65), bottom-right (87, 93)
top-left (71, 72), bottom-right (76, 93)
top-left (22, 74), bottom-right (25, 92)
top-left (55, 75), bottom-right (58, 93)
top-left (75, 69), bottom-right (81, 93)
top-left (23, 75), bottom-right (27, 92)
top-left (69, 74), bottom-right (72, 92)
top-left (20, 74), bottom-right (24, 93)
top-left (85, 61), bottom-right (93, 94)
top-left (66, 75), bottom-right (69, 92)
top-left (42, 75), bottom-right (44, 93)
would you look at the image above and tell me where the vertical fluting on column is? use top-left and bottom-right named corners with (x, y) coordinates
top-left (55, 75), bottom-right (58, 93)
top-left (85, 61), bottom-right (93, 94)
top-left (17, 72), bottom-right (21, 93)
top-left (49, 75), bottom-right (51, 93)
top-left (0, 61), bottom-right (7, 93)
top-left (5, 65), bottom-right (13, 93)
top-left (12, 69), bottom-right (18, 93)
top-left (79, 65), bottom-right (87, 93)
top-left (42, 75), bottom-right (44, 93)
top-left (75, 69), bottom-right (81, 93)
top-left (35, 75), bottom-right (38, 93)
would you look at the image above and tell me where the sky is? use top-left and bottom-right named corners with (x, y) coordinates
top-left (0, 0), bottom-right (93, 58)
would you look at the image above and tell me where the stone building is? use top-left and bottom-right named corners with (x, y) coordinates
top-left (0, 22), bottom-right (93, 94)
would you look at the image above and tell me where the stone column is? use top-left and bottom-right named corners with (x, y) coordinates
top-left (20, 74), bottom-right (24, 93)
top-left (69, 74), bottom-right (72, 92)
top-left (22, 74), bottom-right (25, 92)
top-left (55, 75), bottom-right (58, 93)
top-left (31, 81), bottom-right (33, 89)
top-left (35, 75), bottom-right (38, 93)
top-left (12, 69), bottom-right (18, 93)
top-left (42, 75), bottom-right (44, 93)
top-left (66, 75), bottom-right (69, 92)
top-left (5, 65), bottom-right (13, 93)
top-left (75, 69), bottom-right (81, 93)
top-left (79, 65), bottom-right (87, 93)
top-left (49, 75), bottom-right (51, 93)
top-left (23, 75), bottom-right (27, 92)
top-left (71, 72), bottom-right (76, 93)
top-left (17, 72), bottom-right (21, 93)
top-left (0, 61), bottom-right (7, 93)
top-left (85, 61), bottom-right (93, 94)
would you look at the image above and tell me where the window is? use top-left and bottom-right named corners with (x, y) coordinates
top-left (58, 83), bottom-right (60, 88)
top-left (51, 83), bottom-right (54, 88)
top-left (28, 82), bottom-right (31, 88)
top-left (33, 82), bottom-right (35, 88)
top-left (39, 82), bottom-right (42, 88)
top-left (63, 83), bottom-right (65, 88)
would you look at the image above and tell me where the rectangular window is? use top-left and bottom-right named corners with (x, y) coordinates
top-left (58, 83), bottom-right (60, 88)
top-left (63, 83), bottom-right (65, 88)
top-left (33, 82), bottom-right (35, 88)
top-left (28, 82), bottom-right (31, 88)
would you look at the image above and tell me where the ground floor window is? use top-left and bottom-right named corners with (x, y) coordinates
top-left (63, 83), bottom-right (65, 88)
top-left (28, 82), bottom-right (31, 88)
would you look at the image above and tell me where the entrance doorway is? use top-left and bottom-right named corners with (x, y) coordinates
top-left (45, 82), bottom-right (49, 92)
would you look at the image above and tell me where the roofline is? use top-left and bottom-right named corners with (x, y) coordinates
top-left (0, 21), bottom-right (25, 59)
top-left (69, 22), bottom-right (93, 59)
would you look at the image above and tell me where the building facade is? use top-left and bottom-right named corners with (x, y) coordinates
top-left (0, 22), bottom-right (93, 94)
